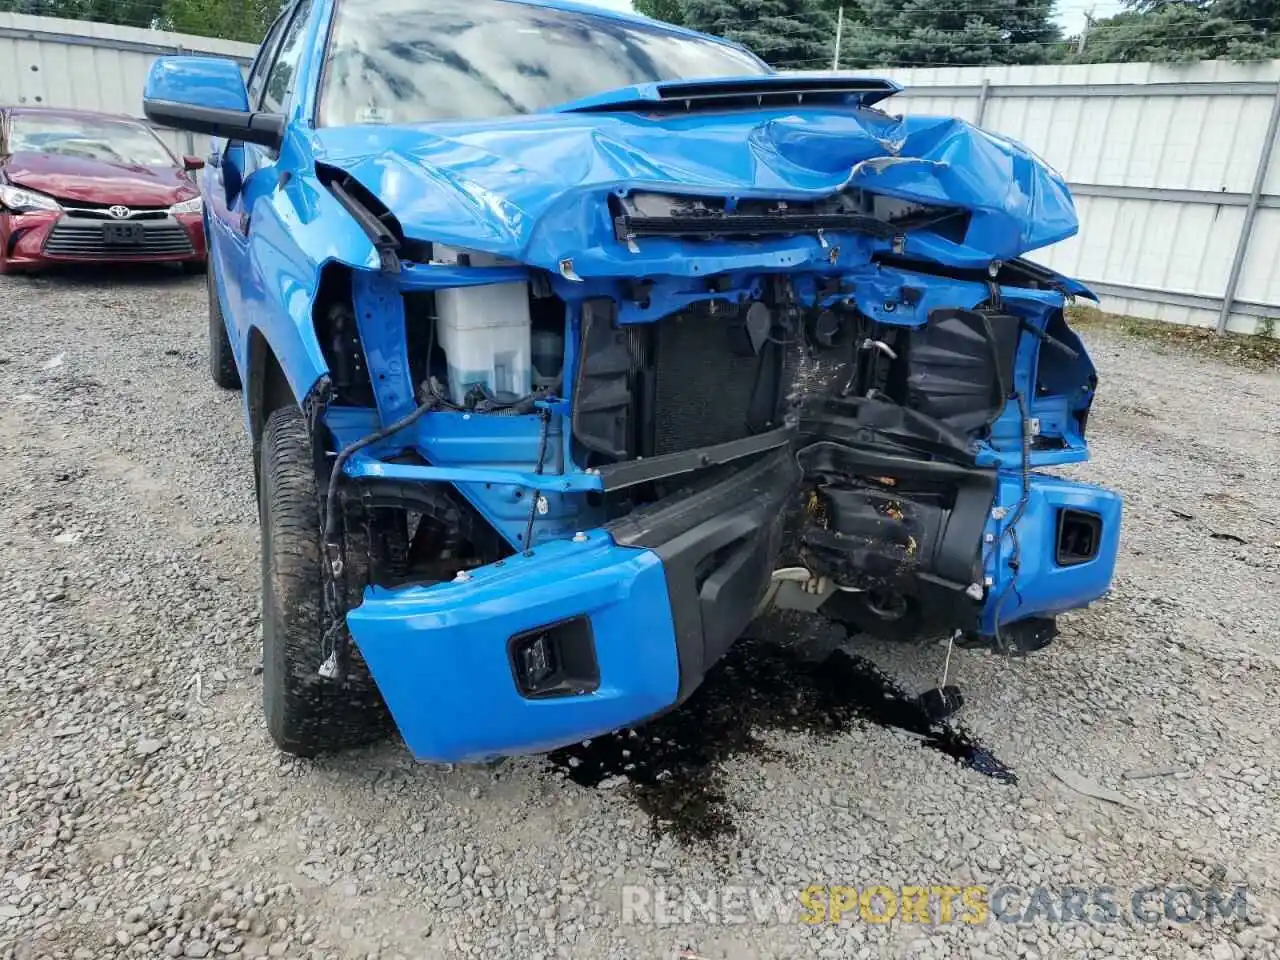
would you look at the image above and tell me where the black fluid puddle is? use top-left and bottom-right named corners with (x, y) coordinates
top-left (547, 632), bottom-right (1015, 846)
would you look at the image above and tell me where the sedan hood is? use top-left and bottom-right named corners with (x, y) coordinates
top-left (1, 152), bottom-right (195, 207)
top-left (310, 79), bottom-right (1077, 273)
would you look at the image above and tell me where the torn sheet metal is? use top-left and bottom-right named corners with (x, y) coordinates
top-left (310, 73), bottom-right (1077, 274)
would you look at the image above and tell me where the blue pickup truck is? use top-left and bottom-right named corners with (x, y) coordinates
top-left (142, 0), bottom-right (1121, 764)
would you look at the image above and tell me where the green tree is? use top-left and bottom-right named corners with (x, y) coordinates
top-left (681, 0), bottom-right (838, 68)
top-left (0, 0), bottom-right (163, 29)
top-left (634, 0), bottom-right (689, 26)
top-left (160, 0), bottom-right (279, 42)
top-left (0, 0), bottom-right (278, 41)
top-left (1069, 0), bottom-right (1280, 62)
top-left (1212, 0), bottom-right (1280, 31)
top-left (839, 0), bottom-right (1062, 67)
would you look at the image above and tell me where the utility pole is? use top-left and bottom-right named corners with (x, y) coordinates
top-left (832, 5), bottom-right (844, 70)
top-left (1077, 5), bottom-right (1095, 55)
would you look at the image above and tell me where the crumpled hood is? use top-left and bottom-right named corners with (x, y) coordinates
top-left (1, 152), bottom-right (195, 207)
top-left (310, 98), bottom-right (1077, 271)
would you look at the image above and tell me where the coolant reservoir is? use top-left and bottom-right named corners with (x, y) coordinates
top-left (433, 245), bottom-right (532, 403)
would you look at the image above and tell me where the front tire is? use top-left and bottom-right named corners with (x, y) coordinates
top-left (259, 406), bottom-right (390, 757)
top-left (207, 265), bottom-right (240, 390)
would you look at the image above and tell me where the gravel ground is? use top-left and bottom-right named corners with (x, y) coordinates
top-left (1, 266), bottom-right (1278, 960)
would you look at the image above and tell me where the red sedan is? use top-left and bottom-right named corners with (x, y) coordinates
top-left (0, 106), bottom-right (207, 274)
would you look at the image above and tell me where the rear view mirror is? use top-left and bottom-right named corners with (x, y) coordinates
top-left (144, 55), bottom-right (284, 150)
top-left (182, 155), bottom-right (205, 171)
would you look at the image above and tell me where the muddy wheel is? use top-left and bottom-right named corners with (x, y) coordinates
top-left (259, 406), bottom-right (390, 757)
top-left (207, 265), bottom-right (240, 390)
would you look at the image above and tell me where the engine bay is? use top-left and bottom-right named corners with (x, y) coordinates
top-left (310, 233), bottom-right (1104, 652)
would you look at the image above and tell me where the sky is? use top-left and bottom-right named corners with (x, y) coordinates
top-left (1056, 0), bottom-right (1125, 36)
top-left (576, 0), bottom-right (1125, 43)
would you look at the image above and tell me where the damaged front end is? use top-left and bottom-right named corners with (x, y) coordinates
top-left (565, 254), bottom-right (1120, 661)
top-left (307, 76), bottom-right (1121, 763)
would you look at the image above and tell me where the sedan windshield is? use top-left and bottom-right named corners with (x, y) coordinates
top-left (317, 0), bottom-right (769, 128)
top-left (8, 113), bottom-right (176, 167)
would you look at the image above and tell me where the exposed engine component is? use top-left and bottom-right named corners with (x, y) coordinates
top-left (568, 286), bottom-right (1101, 645)
top-left (433, 244), bottom-right (534, 403)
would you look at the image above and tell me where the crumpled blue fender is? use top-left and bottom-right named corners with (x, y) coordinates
top-left (835, 120), bottom-right (1078, 259)
top-left (225, 131), bottom-right (384, 409)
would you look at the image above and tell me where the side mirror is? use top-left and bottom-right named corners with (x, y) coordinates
top-left (144, 55), bottom-right (283, 151)
top-left (182, 155), bottom-right (205, 171)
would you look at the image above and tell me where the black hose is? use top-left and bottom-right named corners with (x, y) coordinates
top-left (976, 289), bottom-right (1030, 652)
top-left (521, 408), bottom-right (552, 556)
top-left (318, 390), bottom-right (438, 680)
top-left (991, 389), bottom-right (1032, 650)
top-left (978, 310), bottom-right (1009, 413)
top-left (323, 393), bottom-right (437, 548)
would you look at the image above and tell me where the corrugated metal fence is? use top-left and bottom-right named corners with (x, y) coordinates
top-left (853, 61), bottom-right (1280, 336)
top-left (3, 13), bottom-right (1279, 335)
top-left (0, 12), bottom-right (254, 157)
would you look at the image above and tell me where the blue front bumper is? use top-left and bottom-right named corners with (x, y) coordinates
top-left (347, 468), bottom-right (1121, 765)
top-left (347, 532), bottom-right (680, 763)
top-left (349, 446), bottom-right (797, 764)
top-left (978, 472), bottom-right (1124, 633)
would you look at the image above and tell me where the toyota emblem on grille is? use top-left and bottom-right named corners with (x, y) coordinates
top-left (107, 205), bottom-right (132, 219)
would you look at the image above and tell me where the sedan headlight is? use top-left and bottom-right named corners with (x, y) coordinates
top-left (170, 196), bottom-right (203, 215)
top-left (0, 183), bottom-right (61, 214)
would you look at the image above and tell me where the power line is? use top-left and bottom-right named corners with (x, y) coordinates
top-left (1077, 3), bottom-right (1097, 51)
top-left (742, 17), bottom-right (1277, 50)
top-left (710, 15), bottom-right (1275, 34)
top-left (779, 51), bottom-right (1280, 66)
top-left (700, 0), bottom-right (1249, 30)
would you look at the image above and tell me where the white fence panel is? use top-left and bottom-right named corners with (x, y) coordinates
top-left (0, 12), bottom-right (257, 156)
top-left (850, 60), bottom-right (1280, 335)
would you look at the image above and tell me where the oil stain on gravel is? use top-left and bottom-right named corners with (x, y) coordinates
top-left (547, 633), bottom-right (1016, 846)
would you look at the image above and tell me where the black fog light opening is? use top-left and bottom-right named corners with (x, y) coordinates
top-left (508, 615), bottom-right (599, 699)
top-left (1056, 508), bottom-right (1102, 566)
top-left (7, 227), bottom-right (30, 257)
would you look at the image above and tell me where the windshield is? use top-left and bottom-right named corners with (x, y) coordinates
top-left (7, 113), bottom-right (176, 167)
top-left (317, 0), bottom-right (769, 127)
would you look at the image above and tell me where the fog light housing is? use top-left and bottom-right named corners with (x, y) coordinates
top-left (508, 616), bottom-right (599, 699)
top-left (1056, 508), bottom-right (1102, 566)
top-left (520, 632), bottom-right (556, 686)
